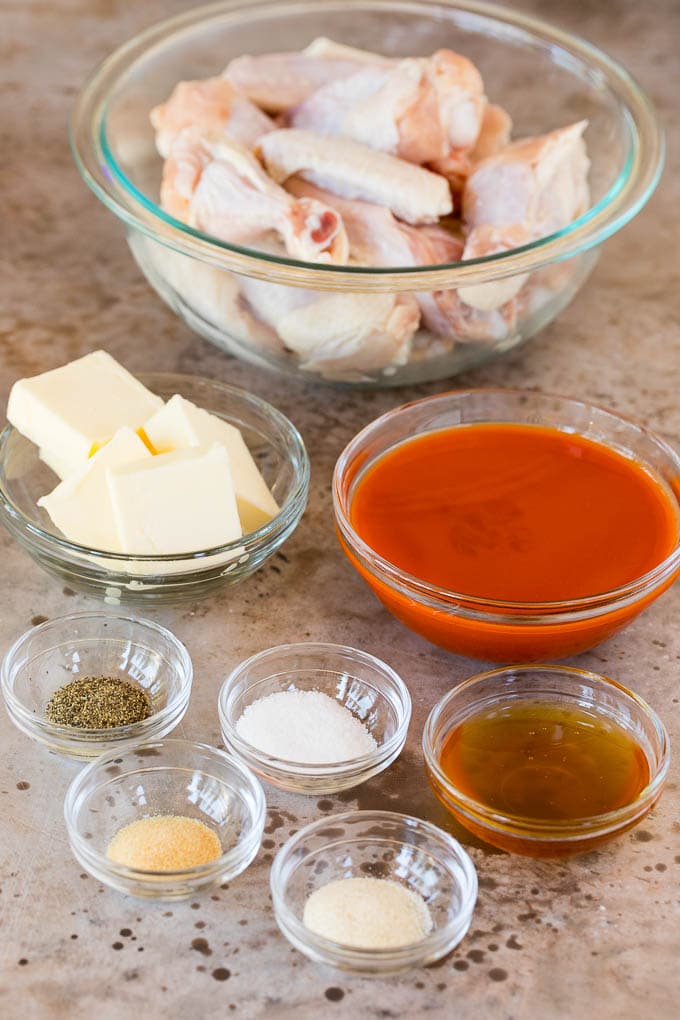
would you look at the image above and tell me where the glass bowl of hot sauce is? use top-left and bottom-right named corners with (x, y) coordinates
top-left (333, 389), bottom-right (680, 662)
top-left (422, 665), bottom-right (670, 857)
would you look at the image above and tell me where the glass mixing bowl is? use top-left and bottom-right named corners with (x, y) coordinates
top-left (71, 0), bottom-right (663, 387)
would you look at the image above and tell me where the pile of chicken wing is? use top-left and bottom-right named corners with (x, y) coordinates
top-left (149, 37), bottom-right (590, 380)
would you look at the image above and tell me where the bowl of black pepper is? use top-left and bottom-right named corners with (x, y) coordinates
top-left (1, 611), bottom-right (192, 760)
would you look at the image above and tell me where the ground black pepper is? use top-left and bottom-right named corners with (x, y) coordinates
top-left (45, 676), bottom-right (152, 728)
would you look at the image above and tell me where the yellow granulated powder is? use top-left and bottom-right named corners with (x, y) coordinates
top-left (106, 814), bottom-right (222, 871)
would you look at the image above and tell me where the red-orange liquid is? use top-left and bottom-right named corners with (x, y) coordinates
top-left (350, 424), bottom-right (679, 603)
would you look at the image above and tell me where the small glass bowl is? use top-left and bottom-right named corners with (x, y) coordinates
top-left (1, 611), bottom-right (192, 760)
top-left (334, 388), bottom-right (680, 662)
top-left (219, 643), bottom-right (411, 794)
top-left (270, 810), bottom-right (478, 975)
top-left (0, 373), bottom-right (309, 605)
top-left (64, 738), bottom-right (266, 899)
top-left (423, 665), bottom-right (670, 857)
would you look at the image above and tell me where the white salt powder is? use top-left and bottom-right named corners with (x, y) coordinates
top-left (303, 876), bottom-right (433, 949)
top-left (235, 689), bottom-right (378, 763)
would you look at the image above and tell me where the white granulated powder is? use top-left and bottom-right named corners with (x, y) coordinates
top-left (302, 876), bottom-right (433, 949)
top-left (235, 689), bottom-right (378, 763)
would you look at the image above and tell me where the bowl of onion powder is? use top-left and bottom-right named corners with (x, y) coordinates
top-left (271, 810), bottom-right (478, 974)
top-left (218, 643), bottom-right (411, 794)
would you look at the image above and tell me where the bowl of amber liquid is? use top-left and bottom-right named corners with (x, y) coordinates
top-left (422, 665), bottom-right (670, 857)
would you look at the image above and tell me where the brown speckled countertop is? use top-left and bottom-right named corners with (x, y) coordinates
top-left (1, 2), bottom-right (679, 1018)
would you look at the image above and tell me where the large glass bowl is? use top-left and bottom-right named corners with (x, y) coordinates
top-left (0, 374), bottom-right (309, 605)
top-left (333, 389), bottom-right (680, 662)
top-left (71, 0), bottom-right (663, 387)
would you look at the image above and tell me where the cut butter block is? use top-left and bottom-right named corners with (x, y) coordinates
top-left (37, 427), bottom-right (152, 552)
top-left (107, 444), bottom-right (243, 556)
top-left (38, 446), bottom-right (83, 482)
top-left (143, 394), bottom-right (279, 532)
top-left (7, 350), bottom-right (163, 480)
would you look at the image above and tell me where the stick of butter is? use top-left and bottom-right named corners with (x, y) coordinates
top-left (143, 394), bottom-right (279, 533)
top-left (7, 350), bottom-right (163, 480)
top-left (107, 444), bottom-right (243, 556)
top-left (37, 427), bottom-right (152, 551)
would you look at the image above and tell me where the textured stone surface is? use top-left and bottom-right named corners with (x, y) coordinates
top-left (1, 2), bottom-right (679, 1018)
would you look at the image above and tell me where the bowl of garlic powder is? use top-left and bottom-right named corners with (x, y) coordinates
top-left (64, 738), bottom-right (266, 899)
top-left (270, 810), bottom-right (478, 974)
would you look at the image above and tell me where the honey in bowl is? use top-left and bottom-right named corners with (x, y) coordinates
top-left (423, 666), bottom-right (670, 858)
top-left (346, 418), bottom-right (680, 660)
top-left (439, 703), bottom-right (649, 823)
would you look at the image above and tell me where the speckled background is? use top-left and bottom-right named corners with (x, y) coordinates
top-left (1, 1), bottom-right (679, 1018)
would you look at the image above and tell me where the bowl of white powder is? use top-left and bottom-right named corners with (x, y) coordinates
top-left (270, 810), bottom-right (478, 974)
top-left (217, 642), bottom-right (411, 793)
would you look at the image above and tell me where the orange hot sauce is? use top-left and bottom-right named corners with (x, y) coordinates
top-left (347, 424), bottom-right (679, 661)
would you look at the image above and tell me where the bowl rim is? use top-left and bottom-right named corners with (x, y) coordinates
top-left (0, 372), bottom-right (309, 566)
top-left (332, 386), bottom-right (680, 619)
top-left (269, 808), bottom-right (478, 962)
top-left (70, 0), bottom-right (665, 291)
top-left (1, 610), bottom-right (193, 746)
top-left (422, 663), bottom-right (671, 841)
top-left (218, 640), bottom-right (412, 775)
top-left (64, 737), bottom-right (267, 881)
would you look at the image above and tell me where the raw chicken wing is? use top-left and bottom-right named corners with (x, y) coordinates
top-left (457, 223), bottom-right (531, 311)
top-left (287, 177), bottom-right (462, 267)
top-left (286, 178), bottom-right (519, 340)
top-left (289, 50), bottom-right (485, 165)
top-left (286, 178), bottom-right (506, 341)
top-left (302, 37), bottom-right (394, 63)
top-left (430, 103), bottom-right (512, 194)
top-left (463, 121), bottom-right (590, 239)
top-left (151, 77), bottom-right (274, 157)
top-left (430, 289), bottom-right (519, 343)
top-left (238, 275), bottom-right (420, 381)
top-left (224, 39), bottom-right (392, 113)
top-left (161, 132), bottom-right (348, 264)
top-left (259, 129), bottom-right (452, 224)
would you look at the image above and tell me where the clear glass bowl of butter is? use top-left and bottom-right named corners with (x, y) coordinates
top-left (0, 372), bottom-right (309, 604)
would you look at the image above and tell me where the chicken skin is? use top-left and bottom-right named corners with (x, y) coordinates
top-left (463, 121), bottom-right (590, 239)
top-left (259, 129), bottom-right (452, 224)
top-left (289, 50), bottom-right (485, 165)
top-left (161, 131), bottom-right (348, 263)
top-left (150, 76), bottom-right (274, 157)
